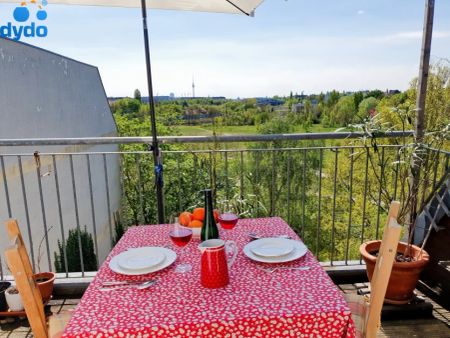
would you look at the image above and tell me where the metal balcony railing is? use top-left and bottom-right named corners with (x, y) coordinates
top-left (0, 132), bottom-right (448, 279)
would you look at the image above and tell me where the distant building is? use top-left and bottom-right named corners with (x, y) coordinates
top-left (178, 96), bottom-right (226, 101)
top-left (0, 38), bottom-right (120, 272)
top-left (108, 97), bottom-right (126, 104)
top-left (255, 97), bottom-right (284, 106)
top-left (386, 89), bottom-right (401, 95)
top-left (292, 103), bottom-right (305, 113)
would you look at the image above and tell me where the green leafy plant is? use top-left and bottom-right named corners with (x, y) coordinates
top-left (113, 211), bottom-right (126, 246)
top-left (217, 193), bottom-right (268, 219)
top-left (352, 110), bottom-right (449, 260)
top-left (54, 226), bottom-right (97, 273)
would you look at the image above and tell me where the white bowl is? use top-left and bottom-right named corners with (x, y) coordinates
top-left (180, 226), bottom-right (201, 239)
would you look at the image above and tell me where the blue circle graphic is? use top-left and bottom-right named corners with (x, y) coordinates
top-left (13, 7), bottom-right (30, 22)
top-left (36, 10), bottom-right (47, 20)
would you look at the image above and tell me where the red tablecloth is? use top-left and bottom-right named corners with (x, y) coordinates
top-left (63, 217), bottom-right (355, 337)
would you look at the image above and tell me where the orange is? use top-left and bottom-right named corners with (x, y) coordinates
top-left (179, 212), bottom-right (192, 226)
top-left (189, 220), bottom-right (203, 228)
top-left (213, 209), bottom-right (220, 222)
top-left (192, 208), bottom-right (205, 221)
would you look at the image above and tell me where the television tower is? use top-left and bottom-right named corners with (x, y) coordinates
top-left (192, 75), bottom-right (195, 98)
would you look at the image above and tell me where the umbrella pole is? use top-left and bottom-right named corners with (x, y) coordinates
top-left (140, 0), bottom-right (165, 223)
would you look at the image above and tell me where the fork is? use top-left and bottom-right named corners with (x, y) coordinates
top-left (256, 266), bottom-right (310, 273)
top-left (101, 279), bottom-right (156, 287)
top-left (99, 280), bottom-right (158, 292)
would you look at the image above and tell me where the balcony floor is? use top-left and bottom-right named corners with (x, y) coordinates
top-left (338, 283), bottom-right (450, 337)
top-left (0, 298), bottom-right (79, 337)
top-left (0, 284), bottom-right (449, 337)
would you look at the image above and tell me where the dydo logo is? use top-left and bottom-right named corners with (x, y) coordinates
top-left (1, 0), bottom-right (48, 41)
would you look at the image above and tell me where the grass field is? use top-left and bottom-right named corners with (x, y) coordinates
top-left (173, 124), bottom-right (338, 136)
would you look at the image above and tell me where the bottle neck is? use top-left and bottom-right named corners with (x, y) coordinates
top-left (204, 190), bottom-right (213, 214)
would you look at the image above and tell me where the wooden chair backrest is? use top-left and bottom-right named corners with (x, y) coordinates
top-left (5, 236), bottom-right (48, 338)
top-left (5, 219), bottom-right (34, 276)
top-left (364, 201), bottom-right (402, 338)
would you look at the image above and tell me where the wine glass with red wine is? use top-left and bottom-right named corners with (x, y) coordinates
top-left (218, 212), bottom-right (239, 230)
top-left (169, 216), bottom-right (193, 273)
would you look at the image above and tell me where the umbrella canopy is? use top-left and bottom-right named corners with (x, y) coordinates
top-left (0, 0), bottom-right (264, 15)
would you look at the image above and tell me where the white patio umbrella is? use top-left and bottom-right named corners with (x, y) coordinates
top-left (0, 0), bottom-right (265, 222)
top-left (25, 0), bottom-right (264, 15)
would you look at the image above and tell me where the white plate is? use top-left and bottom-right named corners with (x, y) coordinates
top-left (244, 238), bottom-right (308, 263)
top-left (250, 238), bottom-right (294, 257)
top-left (109, 247), bottom-right (176, 275)
top-left (117, 249), bottom-right (165, 271)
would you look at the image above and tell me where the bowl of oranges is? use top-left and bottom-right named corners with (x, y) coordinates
top-left (178, 208), bottom-right (219, 239)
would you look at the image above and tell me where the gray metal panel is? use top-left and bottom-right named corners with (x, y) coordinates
top-left (0, 38), bottom-right (120, 272)
top-left (0, 37), bottom-right (116, 142)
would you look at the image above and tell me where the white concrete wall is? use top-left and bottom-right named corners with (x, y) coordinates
top-left (0, 38), bottom-right (120, 274)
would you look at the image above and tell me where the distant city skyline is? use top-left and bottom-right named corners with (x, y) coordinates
top-left (109, 88), bottom-right (400, 101)
top-left (1, 0), bottom-right (449, 98)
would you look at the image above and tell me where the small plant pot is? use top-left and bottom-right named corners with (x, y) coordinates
top-left (33, 272), bottom-right (56, 302)
top-left (5, 287), bottom-right (24, 312)
top-left (0, 281), bottom-right (11, 311)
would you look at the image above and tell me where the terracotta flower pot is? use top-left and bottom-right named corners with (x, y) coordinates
top-left (360, 240), bottom-right (429, 304)
top-left (33, 272), bottom-right (55, 302)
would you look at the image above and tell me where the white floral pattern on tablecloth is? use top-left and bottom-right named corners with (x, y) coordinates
top-left (62, 217), bottom-right (355, 337)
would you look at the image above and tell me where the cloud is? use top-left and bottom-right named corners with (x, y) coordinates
top-left (357, 10), bottom-right (365, 15)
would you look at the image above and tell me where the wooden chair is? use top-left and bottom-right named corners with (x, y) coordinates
top-left (4, 219), bottom-right (72, 338)
top-left (5, 218), bottom-right (34, 276)
top-left (345, 201), bottom-right (402, 338)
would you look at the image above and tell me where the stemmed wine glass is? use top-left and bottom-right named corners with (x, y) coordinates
top-left (168, 216), bottom-right (193, 273)
top-left (218, 205), bottom-right (239, 230)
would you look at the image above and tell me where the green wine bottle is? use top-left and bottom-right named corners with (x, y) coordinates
top-left (201, 189), bottom-right (219, 241)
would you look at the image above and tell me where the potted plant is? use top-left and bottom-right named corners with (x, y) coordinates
top-left (0, 281), bottom-right (11, 311)
top-left (5, 286), bottom-right (24, 312)
top-left (33, 271), bottom-right (55, 303)
top-left (354, 111), bottom-right (449, 304)
top-left (34, 225), bottom-right (56, 303)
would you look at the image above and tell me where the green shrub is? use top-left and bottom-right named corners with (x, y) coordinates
top-left (54, 226), bottom-right (97, 273)
top-left (113, 211), bottom-right (125, 246)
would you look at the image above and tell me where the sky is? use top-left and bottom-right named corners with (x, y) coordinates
top-left (1, 0), bottom-right (450, 98)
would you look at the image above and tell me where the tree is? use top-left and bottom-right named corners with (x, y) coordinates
top-left (407, 63), bottom-right (450, 131)
top-left (111, 98), bottom-right (141, 116)
top-left (134, 89), bottom-right (142, 102)
top-left (376, 64), bottom-right (450, 132)
top-left (353, 92), bottom-right (364, 111)
top-left (326, 90), bottom-right (340, 107)
top-left (54, 227), bottom-right (97, 273)
top-left (358, 97), bottom-right (379, 119)
top-left (113, 212), bottom-right (125, 246)
top-left (329, 95), bottom-right (356, 126)
top-left (365, 89), bottom-right (385, 100)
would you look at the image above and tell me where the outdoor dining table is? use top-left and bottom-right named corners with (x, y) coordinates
top-left (62, 217), bottom-right (355, 337)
